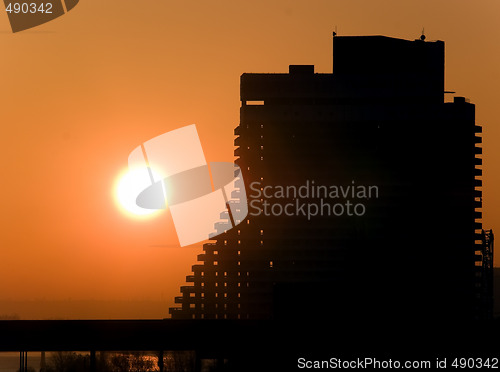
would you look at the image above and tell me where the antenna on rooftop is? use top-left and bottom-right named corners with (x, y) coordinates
top-left (420, 28), bottom-right (426, 41)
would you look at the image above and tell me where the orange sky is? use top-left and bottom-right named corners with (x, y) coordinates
top-left (0, 0), bottom-right (499, 318)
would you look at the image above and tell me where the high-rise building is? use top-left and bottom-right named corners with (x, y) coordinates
top-left (170, 34), bottom-right (493, 324)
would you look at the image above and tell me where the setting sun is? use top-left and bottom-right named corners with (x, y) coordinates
top-left (114, 168), bottom-right (164, 218)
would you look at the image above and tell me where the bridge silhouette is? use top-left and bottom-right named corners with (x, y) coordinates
top-left (1, 319), bottom-right (499, 371)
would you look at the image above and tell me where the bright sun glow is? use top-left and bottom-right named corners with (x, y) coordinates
top-left (114, 168), bottom-right (163, 218)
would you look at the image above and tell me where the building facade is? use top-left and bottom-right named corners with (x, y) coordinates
top-left (170, 35), bottom-right (493, 323)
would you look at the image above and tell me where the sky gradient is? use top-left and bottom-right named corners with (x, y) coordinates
top-left (0, 0), bottom-right (498, 318)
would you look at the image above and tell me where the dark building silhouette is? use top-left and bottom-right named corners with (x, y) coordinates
top-left (494, 268), bottom-right (500, 319)
top-left (170, 35), bottom-right (494, 325)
